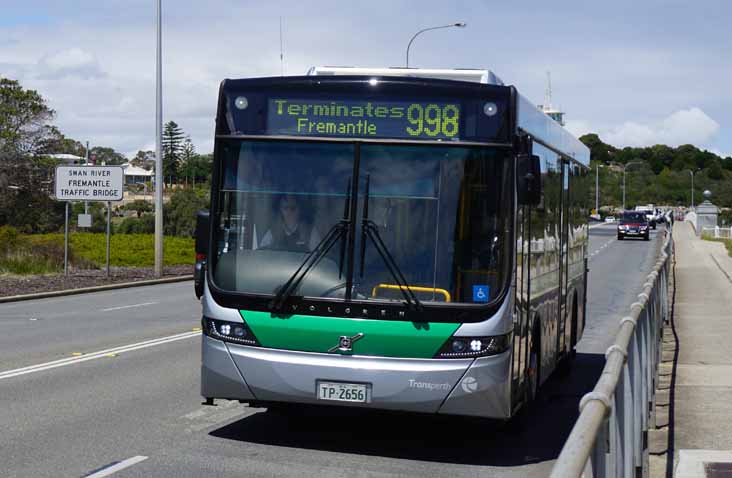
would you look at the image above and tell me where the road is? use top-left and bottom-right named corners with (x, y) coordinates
top-left (0, 223), bottom-right (667, 478)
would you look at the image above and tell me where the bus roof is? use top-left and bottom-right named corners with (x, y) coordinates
top-left (308, 66), bottom-right (589, 166)
top-left (307, 66), bottom-right (504, 85)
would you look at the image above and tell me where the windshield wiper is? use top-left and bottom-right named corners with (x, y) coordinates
top-left (359, 174), bottom-right (422, 311)
top-left (269, 179), bottom-right (351, 312)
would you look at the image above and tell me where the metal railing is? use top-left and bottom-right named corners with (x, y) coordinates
top-left (551, 229), bottom-right (674, 478)
top-left (702, 226), bottom-right (732, 239)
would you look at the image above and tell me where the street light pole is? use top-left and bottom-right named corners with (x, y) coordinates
top-left (687, 169), bottom-right (700, 209)
top-left (405, 22), bottom-right (466, 68)
top-left (595, 163), bottom-right (599, 213)
top-left (154, 0), bottom-right (164, 277)
top-left (620, 160), bottom-right (645, 210)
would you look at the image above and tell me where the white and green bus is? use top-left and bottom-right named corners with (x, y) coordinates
top-left (195, 67), bottom-right (590, 419)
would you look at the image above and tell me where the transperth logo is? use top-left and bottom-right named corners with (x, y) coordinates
top-left (461, 376), bottom-right (478, 393)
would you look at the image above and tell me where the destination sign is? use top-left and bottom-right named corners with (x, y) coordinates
top-left (55, 166), bottom-right (124, 201)
top-left (267, 98), bottom-right (461, 140)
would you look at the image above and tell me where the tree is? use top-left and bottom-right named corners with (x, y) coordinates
top-left (164, 188), bottom-right (209, 236)
top-left (36, 126), bottom-right (86, 157)
top-left (0, 78), bottom-right (56, 156)
top-left (90, 146), bottom-right (126, 165)
top-left (124, 199), bottom-right (153, 218)
top-left (579, 133), bottom-right (616, 164)
top-left (162, 120), bottom-right (185, 184)
top-left (132, 150), bottom-right (155, 168)
top-left (180, 136), bottom-right (195, 186)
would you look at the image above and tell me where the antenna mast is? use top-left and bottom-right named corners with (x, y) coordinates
top-left (545, 71), bottom-right (553, 109)
top-left (279, 17), bottom-right (284, 76)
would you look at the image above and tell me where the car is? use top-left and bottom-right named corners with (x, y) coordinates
top-left (605, 216), bottom-right (616, 223)
top-left (634, 206), bottom-right (656, 229)
top-left (617, 211), bottom-right (650, 241)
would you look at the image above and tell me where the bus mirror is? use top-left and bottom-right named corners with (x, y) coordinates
top-left (517, 154), bottom-right (542, 206)
top-left (195, 209), bottom-right (209, 299)
top-left (195, 209), bottom-right (210, 257)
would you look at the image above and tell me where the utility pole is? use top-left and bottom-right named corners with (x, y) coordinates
top-left (154, 0), bottom-right (164, 277)
top-left (595, 164), bottom-right (599, 213)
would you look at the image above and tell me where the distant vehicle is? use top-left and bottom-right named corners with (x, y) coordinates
top-left (618, 211), bottom-right (650, 241)
top-left (605, 216), bottom-right (616, 223)
top-left (634, 205), bottom-right (656, 229)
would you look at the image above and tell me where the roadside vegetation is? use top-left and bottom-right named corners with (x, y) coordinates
top-left (701, 233), bottom-right (732, 258)
top-left (582, 134), bottom-right (732, 211)
top-left (0, 225), bottom-right (194, 274)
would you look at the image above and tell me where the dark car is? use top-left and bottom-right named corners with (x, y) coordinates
top-left (617, 211), bottom-right (650, 241)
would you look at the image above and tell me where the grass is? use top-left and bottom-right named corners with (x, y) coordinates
top-left (701, 233), bottom-right (732, 257)
top-left (0, 232), bottom-right (194, 274)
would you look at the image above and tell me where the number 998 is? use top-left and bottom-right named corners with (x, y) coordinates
top-left (406, 104), bottom-right (460, 137)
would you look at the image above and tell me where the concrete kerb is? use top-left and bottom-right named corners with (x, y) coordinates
top-left (0, 275), bottom-right (194, 304)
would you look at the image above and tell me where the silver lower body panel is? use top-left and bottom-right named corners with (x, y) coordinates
top-left (201, 335), bottom-right (512, 419)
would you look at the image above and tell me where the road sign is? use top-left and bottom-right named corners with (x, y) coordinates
top-left (55, 165), bottom-right (124, 202)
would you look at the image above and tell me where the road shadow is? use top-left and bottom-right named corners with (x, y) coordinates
top-left (209, 352), bottom-right (605, 467)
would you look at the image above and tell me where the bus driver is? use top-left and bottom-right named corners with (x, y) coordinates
top-left (259, 194), bottom-right (321, 252)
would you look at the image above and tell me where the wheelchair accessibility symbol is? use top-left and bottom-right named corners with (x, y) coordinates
top-left (472, 285), bottom-right (490, 303)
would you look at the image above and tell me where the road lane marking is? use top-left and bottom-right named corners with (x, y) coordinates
top-left (589, 238), bottom-right (615, 260)
top-left (0, 331), bottom-right (200, 380)
top-left (101, 301), bottom-right (158, 312)
top-left (83, 456), bottom-right (148, 478)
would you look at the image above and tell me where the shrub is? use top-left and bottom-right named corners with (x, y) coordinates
top-left (164, 188), bottom-right (209, 237)
top-left (117, 215), bottom-right (155, 234)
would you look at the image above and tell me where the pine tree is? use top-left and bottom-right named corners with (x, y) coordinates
top-left (162, 120), bottom-right (185, 185)
top-left (181, 135), bottom-right (195, 186)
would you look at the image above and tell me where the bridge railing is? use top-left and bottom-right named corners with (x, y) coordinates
top-left (701, 226), bottom-right (732, 239)
top-left (550, 228), bottom-right (674, 478)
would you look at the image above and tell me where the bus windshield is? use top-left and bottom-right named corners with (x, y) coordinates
top-left (211, 139), bottom-right (512, 309)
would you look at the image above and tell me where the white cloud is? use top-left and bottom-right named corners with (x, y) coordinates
top-left (564, 119), bottom-right (593, 139)
top-left (36, 48), bottom-right (105, 79)
top-left (603, 108), bottom-right (719, 148)
top-left (568, 108), bottom-right (721, 149)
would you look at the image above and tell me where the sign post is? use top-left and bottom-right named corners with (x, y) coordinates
top-left (55, 166), bottom-right (124, 277)
top-left (106, 201), bottom-right (111, 277)
top-left (64, 202), bottom-right (69, 276)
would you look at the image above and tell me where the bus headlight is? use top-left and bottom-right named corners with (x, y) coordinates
top-left (202, 317), bottom-right (260, 346)
top-left (435, 333), bottom-right (511, 358)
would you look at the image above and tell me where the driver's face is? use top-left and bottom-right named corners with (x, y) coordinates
top-left (280, 196), bottom-right (300, 227)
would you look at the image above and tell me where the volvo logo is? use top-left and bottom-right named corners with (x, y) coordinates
top-left (328, 333), bottom-right (364, 353)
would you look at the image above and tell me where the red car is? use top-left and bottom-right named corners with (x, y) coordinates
top-left (617, 211), bottom-right (650, 241)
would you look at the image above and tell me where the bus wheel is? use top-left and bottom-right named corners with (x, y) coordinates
top-left (526, 323), bottom-right (541, 403)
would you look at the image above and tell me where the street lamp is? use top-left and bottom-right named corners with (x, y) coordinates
top-left (405, 22), bottom-right (467, 68)
top-left (154, 0), bottom-right (164, 277)
top-left (687, 168), bottom-right (701, 209)
top-left (618, 160), bottom-right (645, 211)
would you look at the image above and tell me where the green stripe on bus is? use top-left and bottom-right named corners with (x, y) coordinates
top-left (240, 310), bottom-right (459, 359)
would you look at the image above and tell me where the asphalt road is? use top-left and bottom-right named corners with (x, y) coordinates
top-left (0, 223), bottom-right (667, 478)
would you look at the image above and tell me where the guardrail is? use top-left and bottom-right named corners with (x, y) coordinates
top-left (550, 228), bottom-right (674, 478)
top-left (702, 226), bottom-right (732, 239)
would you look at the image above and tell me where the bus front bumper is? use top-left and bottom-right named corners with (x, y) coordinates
top-left (201, 335), bottom-right (512, 419)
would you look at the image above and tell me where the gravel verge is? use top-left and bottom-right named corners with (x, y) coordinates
top-left (0, 265), bottom-right (193, 298)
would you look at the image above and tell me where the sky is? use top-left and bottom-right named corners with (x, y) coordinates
top-left (1, 0), bottom-right (731, 159)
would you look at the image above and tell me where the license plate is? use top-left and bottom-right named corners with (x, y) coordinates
top-left (316, 381), bottom-right (370, 403)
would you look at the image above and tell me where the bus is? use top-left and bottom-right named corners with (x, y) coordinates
top-left (195, 67), bottom-right (590, 419)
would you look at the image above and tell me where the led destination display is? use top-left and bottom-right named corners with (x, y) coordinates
top-left (267, 98), bottom-right (461, 140)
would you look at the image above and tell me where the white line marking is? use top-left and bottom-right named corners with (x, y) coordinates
top-left (102, 301), bottom-right (157, 312)
top-left (84, 456), bottom-right (149, 478)
top-left (0, 331), bottom-right (200, 380)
